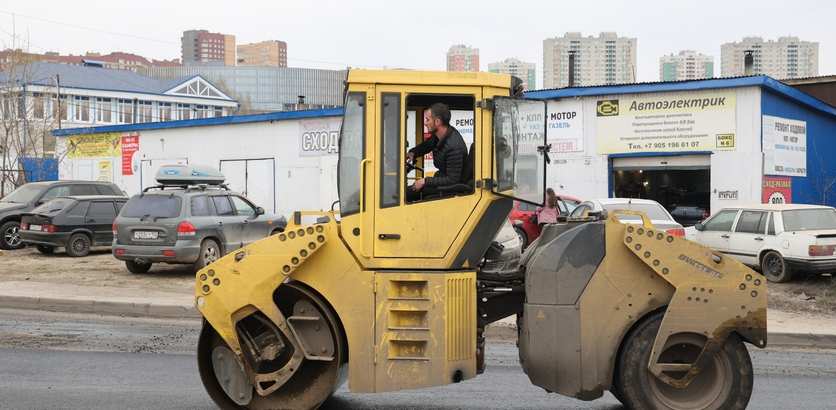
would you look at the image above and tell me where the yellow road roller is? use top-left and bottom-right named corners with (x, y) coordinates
top-left (194, 69), bottom-right (767, 409)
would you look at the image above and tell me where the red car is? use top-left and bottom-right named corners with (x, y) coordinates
top-left (509, 193), bottom-right (582, 248)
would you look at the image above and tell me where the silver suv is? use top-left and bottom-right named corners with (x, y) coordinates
top-left (112, 185), bottom-right (286, 273)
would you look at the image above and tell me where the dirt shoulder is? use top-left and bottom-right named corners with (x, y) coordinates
top-left (768, 273), bottom-right (836, 314)
top-left (0, 247), bottom-right (193, 293)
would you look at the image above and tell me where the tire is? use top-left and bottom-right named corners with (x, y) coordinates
top-left (193, 239), bottom-right (221, 272)
top-left (65, 233), bottom-right (91, 257)
top-left (514, 227), bottom-right (528, 249)
top-left (615, 311), bottom-right (753, 410)
top-left (0, 221), bottom-right (24, 250)
top-left (125, 260), bottom-right (152, 274)
top-left (761, 250), bottom-right (793, 283)
top-left (36, 245), bottom-right (55, 255)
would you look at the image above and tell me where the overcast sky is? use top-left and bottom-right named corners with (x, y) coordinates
top-left (1, 1), bottom-right (833, 88)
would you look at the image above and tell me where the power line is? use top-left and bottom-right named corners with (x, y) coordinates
top-left (0, 10), bottom-right (175, 45)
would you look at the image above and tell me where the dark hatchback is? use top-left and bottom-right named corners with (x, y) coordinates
top-left (20, 195), bottom-right (128, 256)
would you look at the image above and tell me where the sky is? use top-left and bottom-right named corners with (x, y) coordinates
top-left (1, 1), bottom-right (834, 88)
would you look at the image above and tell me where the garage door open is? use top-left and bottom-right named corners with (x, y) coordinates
top-left (612, 155), bottom-right (710, 226)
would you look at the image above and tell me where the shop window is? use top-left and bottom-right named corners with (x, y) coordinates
top-left (159, 103), bottom-right (172, 121)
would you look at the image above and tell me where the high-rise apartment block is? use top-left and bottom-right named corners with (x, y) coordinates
top-left (181, 30), bottom-right (236, 66)
top-left (659, 50), bottom-right (714, 81)
top-left (543, 32), bottom-right (636, 88)
top-left (446, 45), bottom-right (479, 72)
top-left (721, 37), bottom-right (818, 79)
top-left (488, 58), bottom-right (536, 90)
top-left (237, 40), bottom-right (288, 67)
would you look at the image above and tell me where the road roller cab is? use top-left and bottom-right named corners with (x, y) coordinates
top-left (194, 69), bottom-right (767, 410)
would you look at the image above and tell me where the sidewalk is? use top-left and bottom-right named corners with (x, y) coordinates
top-left (0, 280), bottom-right (834, 348)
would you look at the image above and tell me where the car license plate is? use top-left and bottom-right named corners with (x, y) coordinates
top-left (29, 224), bottom-right (42, 231)
top-left (133, 231), bottom-right (159, 240)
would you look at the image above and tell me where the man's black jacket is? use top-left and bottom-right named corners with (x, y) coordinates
top-left (409, 126), bottom-right (468, 188)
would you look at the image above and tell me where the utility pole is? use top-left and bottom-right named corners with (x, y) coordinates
top-left (56, 74), bottom-right (62, 130)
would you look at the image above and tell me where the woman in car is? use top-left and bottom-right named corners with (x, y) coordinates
top-left (536, 188), bottom-right (559, 227)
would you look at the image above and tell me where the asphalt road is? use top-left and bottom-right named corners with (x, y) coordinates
top-left (0, 309), bottom-right (835, 409)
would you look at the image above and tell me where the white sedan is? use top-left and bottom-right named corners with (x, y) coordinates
top-left (686, 204), bottom-right (836, 282)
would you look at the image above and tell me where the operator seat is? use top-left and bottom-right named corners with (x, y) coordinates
top-left (435, 142), bottom-right (475, 196)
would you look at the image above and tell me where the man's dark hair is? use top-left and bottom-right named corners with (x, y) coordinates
top-left (429, 103), bottom-right (451, 126)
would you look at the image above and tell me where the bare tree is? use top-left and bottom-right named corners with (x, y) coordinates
top-left (0, 47), bottom-right (59, 196)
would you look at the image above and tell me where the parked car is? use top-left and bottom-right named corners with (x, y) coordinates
top-left (669, 205), bottom-right (710, 227)
top-left (509, 193), bottom-right (581, 248)
top-left (20, 195), bottom-right (128, 257)
top-left (0, 181), bottom-right (125, 250)
top-left (112, 185), bottom-right (287, 274)
top-left (568, 198), bottom-right (686, 237)
top-left (686, 204), bottom-right (836, 282)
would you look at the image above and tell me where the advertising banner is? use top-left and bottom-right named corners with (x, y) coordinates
top-left (547, 99), bottom-right (583, 153)
top-left (299, 117), bottom-right (341, 157)
top-left (121, 133), bottom-right (140, 176)
top-left (763, 115), bottom-right (807, 177)
top-left (762, 176), bottom-right (792, 204)
top-left (66, 133), bottom-right (121, 158)
top-left (595, 91), bottom-right (736, 154)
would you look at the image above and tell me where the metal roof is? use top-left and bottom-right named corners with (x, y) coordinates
top-left (524, 75), bottom-right (836, 118)
top-left (53, 107), bottom-right (344, 137)
top-left (1, 62), bottom-right (231, 101)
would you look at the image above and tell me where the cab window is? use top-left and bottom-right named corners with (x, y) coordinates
top-left (380, 93), bottom-right (401, 208)
top-left (403, 94), bottom-right (475, 203)
top-left (337, 92), bottom-right (366, 216)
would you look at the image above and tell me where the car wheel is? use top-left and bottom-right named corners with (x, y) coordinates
top-left (125, 260), bottom-right (152, 274)
top-left (66, 233), bottom-right (91, 257)
top-left (0, 221), bottom-right (24, 250)
top-left (514, 227), bottom-right (528, 249)
top-left (761, 250), bottom-right (793, 283)
top-left (36, 245), bottom-right (55, 255)
top-left (615, 311), bottom-right (753, 410)
top-left (194, 239), bottom-right (221, 271)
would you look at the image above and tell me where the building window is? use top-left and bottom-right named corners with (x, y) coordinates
top-left (195, 105), bottom-right (208, 119)
top-left (52, 96), bottom-right (67, 121)
top-left (32, 93), bottom-right (46, 120)
top-left (74, 96), bottom-right (90, 122)
top-left (118, 99), bottom-right (133, 124)
top-left (137, 101), bottom-right (153, 123)
top-left (177, 104), bottom-right (191, 120)
top-left (96, 98), bottom-right (112, 123)
top-left (214, 106), bottom-right (223, 117)
top-left (159, 103), bottom-right (172, 121)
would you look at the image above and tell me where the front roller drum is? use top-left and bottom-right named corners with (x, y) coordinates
top-left (615, 311), bottom-right (753, 410)
top-left (197, 284), bottom-right (346, 410)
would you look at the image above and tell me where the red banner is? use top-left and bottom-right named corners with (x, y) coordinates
top-left (121, 133), bottom-right (140, 176)
top-left (762, 176), bottom-right (792, 204)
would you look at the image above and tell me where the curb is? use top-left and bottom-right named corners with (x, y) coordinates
top-left (0, 295), bottom-right (199, 319)
top-left (483, 323), bottom-right (836, 349)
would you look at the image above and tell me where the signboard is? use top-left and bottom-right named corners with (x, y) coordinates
top-left (299, 117), bottom-right (341, 157)
top-left (762, 176), bottom-right (792, 204)
top-left (763, 115), bottom-right (807, 177)
top-left (595, 91), bottom-right (736, 154)
top-left (121, 133), bottom-right (140, 176)
top-left (547, 99), bottom-right (583, 153)
top-left (67, 133), bottom-right (121, 158)
top-left (97, 160), bottom-right (112, 182)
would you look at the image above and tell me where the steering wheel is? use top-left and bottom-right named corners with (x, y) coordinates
top-left (405, 158), bottom-right (423, 173)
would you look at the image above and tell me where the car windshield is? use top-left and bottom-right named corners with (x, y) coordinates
top-left (782, 209), bottom-right (836, 231)
top-left (1, 184), bottom-right (42, 204)
top-left (32, 198), bottom-right (75, 214)
top-left (602, 203), bottom-right (671, 221)
top-left (121, 195), bottom-right (182, 219)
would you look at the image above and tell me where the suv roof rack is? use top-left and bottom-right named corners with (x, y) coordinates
top-left (142, 183), bottom-right (230, 193)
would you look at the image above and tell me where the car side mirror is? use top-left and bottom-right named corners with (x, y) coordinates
top-left (255, 207), bottom-right (265, 216)
top-left (694, 223), bottom-right (705, 231)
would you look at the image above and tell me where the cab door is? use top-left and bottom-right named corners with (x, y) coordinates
top-left (491, 97), bottom-right (548, 207)
top-left (373, 86), bottom-right (482, 258)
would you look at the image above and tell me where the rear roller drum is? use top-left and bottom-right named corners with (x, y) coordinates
top-left (615, 311), bottom-right (753, 410)
top-left (198, 283), bottom-right (346, 410)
